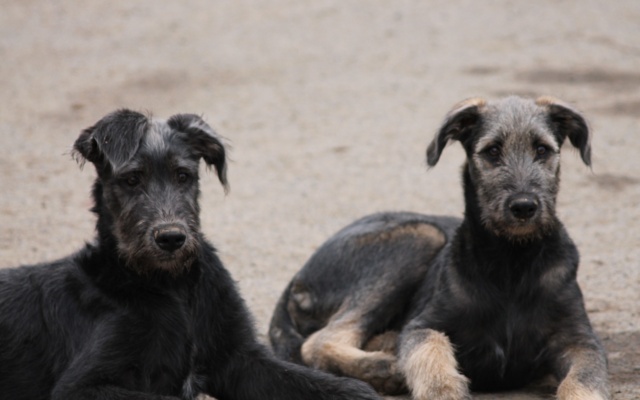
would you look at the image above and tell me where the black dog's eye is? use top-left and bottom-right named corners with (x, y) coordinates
top-left (125, 174), bottom-right (141, 187)
top-left (177, 171), bottom-right (190, 184)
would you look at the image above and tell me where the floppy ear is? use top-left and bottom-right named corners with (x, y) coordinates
top-left (73, 109), bottom-right (149, 171)
top-left (426, 98), bottom-right (486, 166)
top-left (167, 114), bottom-right (228, 191)
top-left (536, 96), bottom-right (591, 166)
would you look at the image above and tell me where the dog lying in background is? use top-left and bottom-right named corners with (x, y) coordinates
top-left (269, 96), bottom-right (609, 400)
top-left (0, 110), bottom-right (381, 400)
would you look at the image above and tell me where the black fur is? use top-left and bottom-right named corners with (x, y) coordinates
top-left (0, 110), bottom-right (381, 400)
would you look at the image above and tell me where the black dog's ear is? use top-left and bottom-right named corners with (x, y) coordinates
top-left (73, 109), bottom-right (149, 171)
top-left (426, 98), bottom-right (486, 167)
top-left (536, 96), bottom-right (591, 166)
top-left (167, 114), bottom-right (228, 191)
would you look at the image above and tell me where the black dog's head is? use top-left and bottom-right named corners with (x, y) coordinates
top-left (73, 109), bottom-right (227, 274)
top-left (426, 96), bottom-right (591, 240)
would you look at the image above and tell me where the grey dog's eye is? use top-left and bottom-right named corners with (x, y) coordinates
top-left (535, 145), bottom-right (551, 159)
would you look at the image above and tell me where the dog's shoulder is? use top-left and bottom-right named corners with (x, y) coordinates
top-left (190, 240), bottom-right (264, 368)
top-left (193, 239), bottom-right (252, 317)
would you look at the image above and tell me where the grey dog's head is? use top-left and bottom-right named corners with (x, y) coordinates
top-left (73, 110), bottom-right (227, 274)
top-left (427, 96), bottom-right (591, 240)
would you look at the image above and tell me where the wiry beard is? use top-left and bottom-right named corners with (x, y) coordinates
top-left (469, 163), bottom-right (560, 244)
top-left (482, 216), bottom-right (559, 244)
top-left (117, 237), bottom-right (201, 277)
top-left (113, 219), bottom-right (202, 277)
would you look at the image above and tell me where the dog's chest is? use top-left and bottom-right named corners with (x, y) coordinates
top-left (126, 295), bottom-right (199, 397)
top-left (449, 299), bottom-right (551, 391)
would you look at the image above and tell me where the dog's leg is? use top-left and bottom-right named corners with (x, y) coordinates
top-left (268, 280), bottom-right (307, 363)
top-left (300, 313), bottom-right (406, 395)
top-left (52, 351), bottom-right (183, 400)
top-left (555, 345), bottom-right (610, 400)
top-left (398, 328), bottom-right (471, 400)
top-left (217, 345), bottom-right (382, 400)
top-left (363, 330), bottom-right (400, 354)
top-left (53, 383), bottom-right (179, 400)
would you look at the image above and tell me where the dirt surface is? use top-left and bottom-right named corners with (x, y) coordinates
top-left (1, 1), bottom-right (638, 398)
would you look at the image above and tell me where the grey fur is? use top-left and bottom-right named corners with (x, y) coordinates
top-left (428, 96), bottom-right (590, 241)
top-left (269, 96), bottom-right (608, 400)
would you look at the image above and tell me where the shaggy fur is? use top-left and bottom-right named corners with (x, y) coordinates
top-left (269, 96), bottom-right (609, 400)
top-left (0, 110), bottom-right (381, 400)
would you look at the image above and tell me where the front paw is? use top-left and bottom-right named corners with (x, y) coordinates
top-left (413, 369), bottom-right (471, 400)
top-left (400, 330), bottom-right (471, 400)
top-left (557, 378), bottom-right (608, 400)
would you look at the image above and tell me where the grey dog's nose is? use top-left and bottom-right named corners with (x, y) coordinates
top-left (508, 195), bottom-right (538, 220)
top-left (154, 226), bottom-right (186, 252)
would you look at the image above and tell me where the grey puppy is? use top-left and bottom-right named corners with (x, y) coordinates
top-left (269, 96), bottom-right (609, 400)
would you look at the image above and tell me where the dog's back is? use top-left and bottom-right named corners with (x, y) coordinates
top-left (0, 259), bottom-right (86, 399)
top-left (269, 211), bottom-right (459, 393)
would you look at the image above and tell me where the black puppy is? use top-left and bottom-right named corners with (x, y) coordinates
top-left (269, 96), bottom-right (609, 399)
top-left (0, 110), bottom-right (380, 400)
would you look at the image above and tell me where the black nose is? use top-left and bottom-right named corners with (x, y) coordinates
top-left (154, 227), bottom-right (186, 252)
top-left (509, 195), bottom-right (538, 220)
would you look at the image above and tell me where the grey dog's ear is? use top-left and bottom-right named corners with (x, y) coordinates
top-left (426, 98), bottom-right (487, 167)
top-left (73, 109), bottom-right (149, 171)
top-left (167, 114), bottom-right (228, 191)
top-left (536, 96), bottom-right (592, 166)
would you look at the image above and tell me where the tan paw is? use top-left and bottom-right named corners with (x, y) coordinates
top-left (413, 368), bottom-right (471, 400)
top-left (557, 378), bottom-right (608, 400)
top-left (401, 330), bottom-right (471, 400)
top-left (355, 353), bottom-right (407, 395)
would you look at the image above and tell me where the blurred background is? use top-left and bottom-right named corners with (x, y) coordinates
top-left (1, 1), bottom-right (638, 398)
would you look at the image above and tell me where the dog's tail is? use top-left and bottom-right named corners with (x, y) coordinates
top-left (268, 281), bottom-right (305, 364)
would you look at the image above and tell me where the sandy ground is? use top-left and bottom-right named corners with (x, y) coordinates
top-left (1, 1), bottom-right (638, 398)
